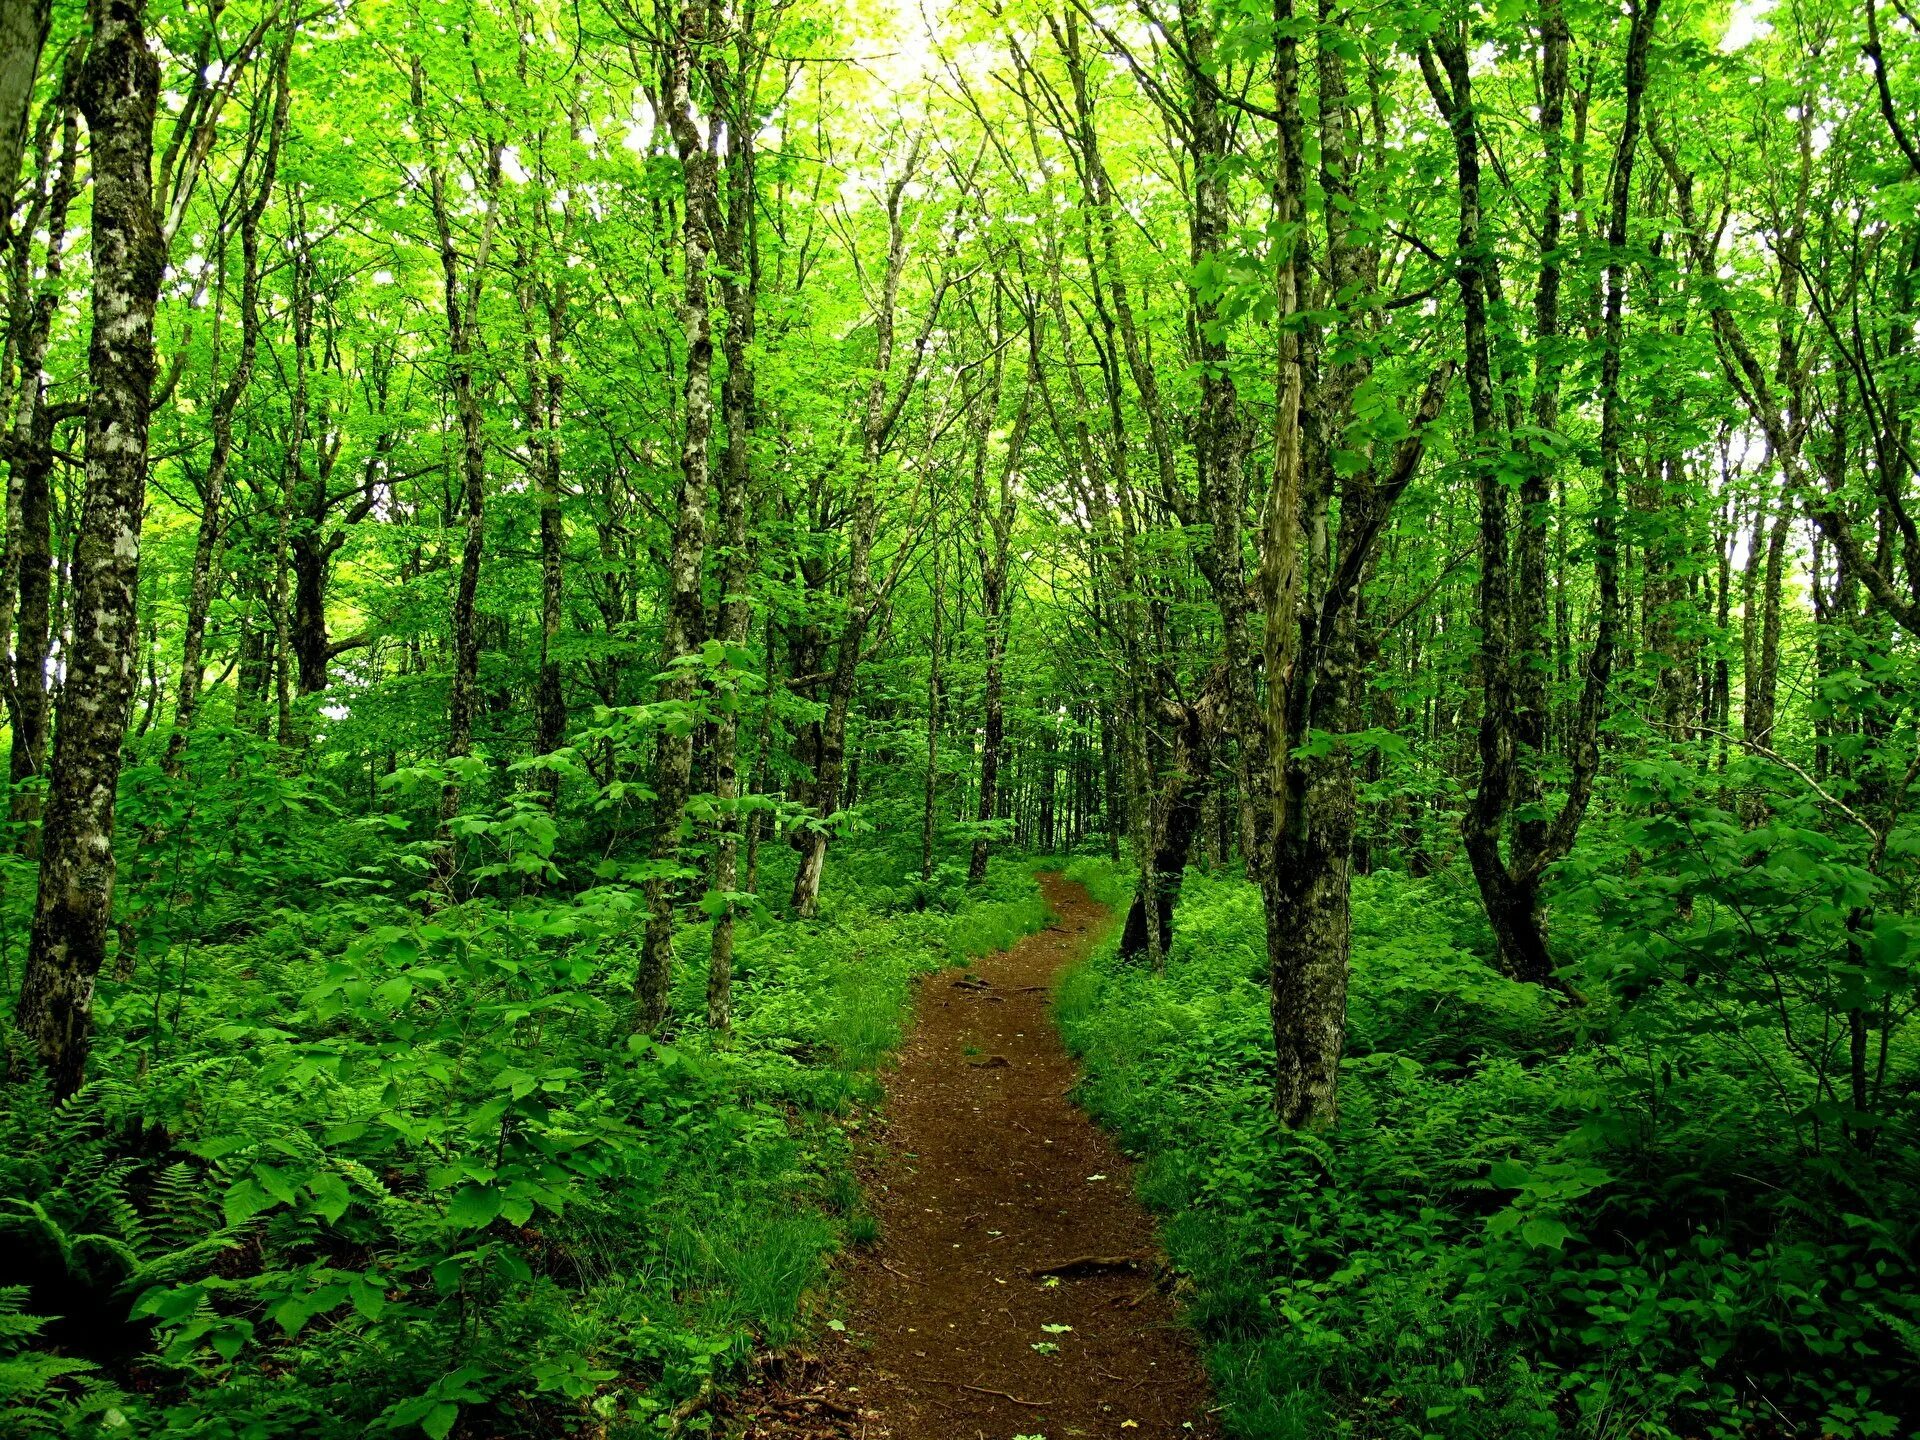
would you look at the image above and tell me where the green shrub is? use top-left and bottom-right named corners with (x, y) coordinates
top-left (1057, 867), bottom-right (1920, 1440)
top-left (0, 826), bottom-right (1050, 1438)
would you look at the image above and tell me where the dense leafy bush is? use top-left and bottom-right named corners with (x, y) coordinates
top-left (0, 773), bottom-right (1049, 1439)
top-left (1058, 862), bottom-right (1920, 1440)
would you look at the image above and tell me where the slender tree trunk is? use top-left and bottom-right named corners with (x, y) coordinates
top-left (635, 0), bottom-right (720, 1031)
top-left (1120, 689), bottom-right (1218, 964)
top-left (743, 610), bottom-right (774, 894)
top-left (534, 281), bottom-right (567, 787)
top-left (1435, 0), bottom-right (1652, 986)
top-left (6, 95), bottom-right (76, 837)
top-left (169, 50), bottom-right (285, 770)
top-left (706, 29), bottom-right (760, 1032)
top-left (967, 310), bottom-right (1030, 883)
top-left (289, 530), bottom-right (331, 694)
top-left (10, 0), bottom-right (163, 1097)
top-left (788, 154), bottom-right (931, 917)
top-left (1749, 497), bottom-right (1791, 745)
top-left (1055, 17), bottom-right (1159, 928)
top-left (1038, 730), bottom-right (1056, 853)
top-left (922, 541), bottom-right (943, 881)
top-left (414, 57), bottom-right (501, 890)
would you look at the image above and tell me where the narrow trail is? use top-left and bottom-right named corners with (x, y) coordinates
top-left (738, 873), bottom-right (1219, 1440)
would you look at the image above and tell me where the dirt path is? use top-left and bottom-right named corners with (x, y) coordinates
top-left (737, 872), bottom-right (1219, 1440)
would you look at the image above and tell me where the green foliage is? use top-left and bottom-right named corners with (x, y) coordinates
top-left (1058, 868), bottom-right (1920, 1440)
top-left (1059, 855), bottom-right (1136, 912)
top-left (0, 807), bottom-right (1048, 1437)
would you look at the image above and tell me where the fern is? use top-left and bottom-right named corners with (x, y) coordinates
top-left (146, 1162), bottom-right (220, 1254)
top-left (0, 1286), bottom-right (115, 1434)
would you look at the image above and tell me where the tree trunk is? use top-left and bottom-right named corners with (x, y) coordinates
top-left (1260, 13), bottom-right (1449, 1128)
top-left (289, 530), bottom-right (330, 694)
top-left (635, 0), bottom-right (719, 1032)
top-left (0, 0), bottom-right (50, 230)
top-left (1434, 0), bottom-right (1653, 986)
top-left (1119, 693), bottom-right (1216, 964)
top-left (967, 313), bottom-right (1030, 884)
top-left (706, 28), bottom-right (760, 1033)
top-left (922, 542), bottom-right (943, 881)
top-left (1038, 732), bottom-right (1056, 854)
top-left (788, 153), bottom-right (933, 917)
top-left (5, 93), bottom-right (77, 839)
top-left (168, 37), bottom-right (287, 769)
top-left (534, 281), bottom-right (567, 784)
top-left (1267, 626), bottom-right (1360, 1129)
top-left (414, 56), bottom-right (501, 890)
top-left (10, 0), bottom-right (162, 1097)
top-left (1749, 496), bottom-right (1791, 745)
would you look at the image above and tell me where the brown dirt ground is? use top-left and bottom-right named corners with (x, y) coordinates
top-left (730, 872), bottom-right (1220, 1440)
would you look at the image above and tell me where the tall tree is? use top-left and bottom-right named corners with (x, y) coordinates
top-left (413, 52), bottom-right (503, 889)
top-left (11, 0), bottom-right (165, 1096)
top-left (634, 0), bottom-right (722, 1033)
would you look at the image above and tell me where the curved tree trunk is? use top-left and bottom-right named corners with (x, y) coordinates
top-left (788, 150), bottom-right (937, 918)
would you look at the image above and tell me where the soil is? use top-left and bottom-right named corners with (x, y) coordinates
top-left (733, 872), bottom-right (1220, 1440)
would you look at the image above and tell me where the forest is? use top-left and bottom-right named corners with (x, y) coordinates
top-left (0, 0), bottom-right (1916, 1432)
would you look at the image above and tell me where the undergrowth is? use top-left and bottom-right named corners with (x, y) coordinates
top-left (0, 796), bottom-right (1049, 1439)
top-left (1056, 857), bottom-right (1920, 1440)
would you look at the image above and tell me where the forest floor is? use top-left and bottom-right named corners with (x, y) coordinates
top-left (732, 872), bottom-right (1219, 1440)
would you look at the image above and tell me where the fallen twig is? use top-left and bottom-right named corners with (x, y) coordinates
top-left (914, 1378), bottom-right (1050, 1408)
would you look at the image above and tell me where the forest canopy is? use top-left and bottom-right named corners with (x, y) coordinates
top-left (0, 0), bottom-right (1917, 1432)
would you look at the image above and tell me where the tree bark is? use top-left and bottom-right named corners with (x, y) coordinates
top-left (534, 276), bottom-right (567, 784)
top-left (0, 0), bottom-right (50, 234)
top-left (967, 302), bottom-right (1032, 884)
top-left (922, 540), bottom-right (944, 881)
top-left (635, 0), bottom-right (720, 1032)
top-left (11, 0), bottom-right (163, 1097)
top-left (706, 14), bottom-right (761, 1032)
top-left (5, 87), bottom-right (77, 837)
top-left (1433, 0), bottom-right (1654, 986)
top-left (1120, 692), bottom-right (1216, 963)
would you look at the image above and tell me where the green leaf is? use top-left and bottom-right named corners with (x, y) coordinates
top-left (253, 1163), bottom-right (301, 1207)
top-left (448, 1185), bottom-right (503, 1230)
top-left (1488, 1159), bottom-right (1530, 1189)
top-left (1520, 1217), bottom-right (1572, 1250)
top-left (349, 1275), bottom-right (387, 1322)
top-left (308, 1171), bottom-right (352, 1224)
top-left (222, 1179), bottom-right (276, 1227)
